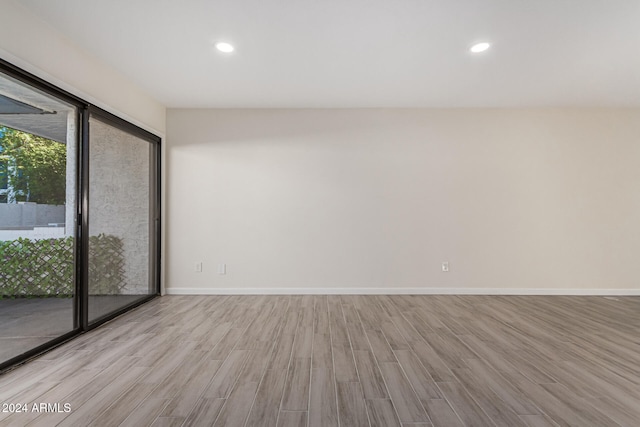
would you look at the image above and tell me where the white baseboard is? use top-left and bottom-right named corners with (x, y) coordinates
top-left (165, 287), bottom-right (640, 296)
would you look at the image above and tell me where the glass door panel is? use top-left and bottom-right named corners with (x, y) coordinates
top-left (0, 70), bottom-right (78, 364)
top-left (87, 115), bottom-right (156, 323)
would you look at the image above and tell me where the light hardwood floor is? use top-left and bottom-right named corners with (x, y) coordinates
top-left (0, 295), bottom-right (638, 426)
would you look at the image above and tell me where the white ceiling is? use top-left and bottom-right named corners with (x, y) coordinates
top-left (18, 0), bottom-right (640, 108)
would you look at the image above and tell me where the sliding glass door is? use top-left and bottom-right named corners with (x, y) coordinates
top-left (0, 59), bottom-right (160, 371)
top-left (86, 112), bottom-right (159, 323)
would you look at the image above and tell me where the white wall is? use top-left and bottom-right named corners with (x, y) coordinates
top-left (0, 0), bottom-right (165, 135)
top-left (166, 108), bottom-right (640, 294)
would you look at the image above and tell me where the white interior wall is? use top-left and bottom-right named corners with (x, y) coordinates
top-left (166, 108), bottom-right (640, 294)
top-left (3, 0), bottom-right (639, 295)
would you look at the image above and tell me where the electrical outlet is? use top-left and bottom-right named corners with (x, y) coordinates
top-left (218, 263), bottom-right (226, 275)
top-left (195, 262), bottom-right (202, 273)
top-left (442, 262), bottom-right (449, 272)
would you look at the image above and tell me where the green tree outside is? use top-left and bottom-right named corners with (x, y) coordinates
top-left (0, 126), bottom-right (66, 205)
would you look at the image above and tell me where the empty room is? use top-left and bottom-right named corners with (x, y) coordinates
top-left (0, 0), bottom-right (639, 426)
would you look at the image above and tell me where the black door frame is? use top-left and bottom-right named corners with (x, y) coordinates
top-left (83, 105), bottom-right (161, 329)
top-left (0, 58), bottom-right (161, 372)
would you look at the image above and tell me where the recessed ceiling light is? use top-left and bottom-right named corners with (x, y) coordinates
top-left (215, 42), bottom-right (235, 53)
top-left (470, 42), bottom-right (491, 53)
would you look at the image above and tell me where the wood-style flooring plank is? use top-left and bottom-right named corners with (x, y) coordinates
top-left (268, 333), bottom-right (295, 371)
top-left (519, 414), bottom-right (560, 427)
top-left (423, 399), bottom-right (464, 427)
top-left (308, 368), bottom-right (338, 427)
top-left (336, 381), bottom-right (369, 427)
top-left (160, 358), bottom-right (223, 418)
top-left (394, 350), bottom-right (442, 400)
top-left (277, 411), bottom-right (307, 427)
top-left (57, 366), bottom-right (148, 426)
top-left (148, 350), bottom-right (209, 399)
top-left (333, 343), bottom-right (359, 382)
top-left (381, 321), bottom-right (411, 351)
top-left (451, 367), bottom-right (527, 427)
top-left (0, 295), bottom-right (637, 427)
top-left (209, 327), bottom-right (248, 360)
top-left (501, 370), bottom-right (603, 427)
top-left (280, 358), bottom-right (311, 411)
top-left (202, 350), bottom-right (250, 399)
top-left (119, 397), bottom-right (171, 427)
top-left (149, 416), bottom-right (185, 427)
top-left (312, 332), bottom-right (332, 370)
top-left (464, 358), bottom-right (540, 416)
top-left (245, 368), bottom-right (287, 427)
top-left (539, 382), bottom-right (620, 427)
top-left (366, 329), bottom-right (397, 363)
top-left (436, 381), bottom-right (495, 427)
top-left (378, 362), bottom-right (430, 423)
top-left (585, 396), bottom-right (640, 427)
top-left (182, 398), bottom-right (225, 427)
top-left (409, 340), bottom-right (455, 383)
top-left (26, 356), bottom-right (142, 427)
top-left (213, 380), bottom-right (260, 426)
top-left (87, 382), bottom-right (157, 427)
top-left (353, 350), bottom-right (388, 399)
top-left (344, 305), bottom-right (372, 351)
top-left (366, 399), bottom-right (401, 427)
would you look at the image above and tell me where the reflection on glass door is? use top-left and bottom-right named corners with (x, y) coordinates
top-left (0, 70), bottom-right (78, 365)
top-left (87, 114), bottom-right (158, 323)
